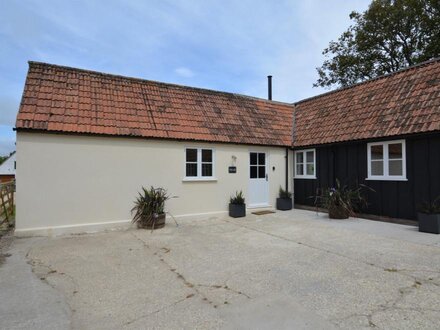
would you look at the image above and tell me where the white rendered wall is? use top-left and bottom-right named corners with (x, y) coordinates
top-left (16, 132), bottom-right (293, 236)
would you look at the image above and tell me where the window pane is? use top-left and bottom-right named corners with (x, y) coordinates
top-left (202, 163), bottom-right (212, 177)
top-left (250, 166), bottom-right (258, 178)
top-left (371, 145), bottom-right (383, 160)
top-left (296, 152), bottom-right (303, 163)
top-left (258, 153), bottom-right (265, 165)
top-left (296, 164), bottom-right (303, 175)
top-left (250, 153), bottom-right (258, 165)
top-left (186, 149), bottom-right (197, 162)
top-left (202, 149), bottom-right (212, 162)
top-left (306, 151), bottom-right (314, 163)
top-left (306, 164), bottom-right (314, 176)
top-left (389, 160), bottom-right (403, 176)
top-left (258, 166), bottom-right (265, 178)
top-left (389, 143), bottom-right (402, 159)
top-left (186, 163), bottom-right (197, 177)
top-left (371, 160), bottom-right (383, 176)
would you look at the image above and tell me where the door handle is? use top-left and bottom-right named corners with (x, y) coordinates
top-left (265, 174), bottom-right (268, 181)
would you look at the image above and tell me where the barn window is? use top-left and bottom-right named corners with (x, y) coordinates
top-left (294, 149), bottom-right (316, 179)
top-left (367, 140), bottom-right (406, 181)
top-left (184, 148), bottom-right (216, 181)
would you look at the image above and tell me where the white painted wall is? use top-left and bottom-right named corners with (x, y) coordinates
top-left (16, 132), bottom-right (293, 236)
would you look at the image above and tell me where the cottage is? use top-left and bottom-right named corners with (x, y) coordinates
top-left (15, 62), bottom-right (294, 236)
top-left (14, 59), bottom-right (440, 236)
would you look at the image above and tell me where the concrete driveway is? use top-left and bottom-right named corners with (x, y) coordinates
top-left (1, 209), bottom-right (440, 329)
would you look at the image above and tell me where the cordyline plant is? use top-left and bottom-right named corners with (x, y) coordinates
top-left (418, 196), bottom-right (440, 214)
top-left (314, 179), bottom-right (373, 218)
top-left (230, 191), bottom-right (245, 205)
top-left (131, 186), bottom-right (171, 229)
top-left (278, 186), bottom-right (292, 199)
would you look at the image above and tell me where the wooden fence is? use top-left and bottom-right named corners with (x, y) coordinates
top-left (0, 180), bottom-right (15, 226)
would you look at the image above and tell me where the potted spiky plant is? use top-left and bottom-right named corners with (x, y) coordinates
top-left (418, 196), bottom-right (440, 234)
top-left (229, 191), bottom-right (246, 218)
top-left (131, 186), bottom-right (171, 229)
top-left (315, 179), bottom-right (370, 219)
top-left (276, 186), bottom-right (292, 210)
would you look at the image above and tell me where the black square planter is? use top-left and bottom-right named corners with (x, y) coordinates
top-left (276, 198), bottom-right (292, 211)
top-left (418, 213), bottom-right (440, 234)
top-left (229, 203), bottom-right (246, 218)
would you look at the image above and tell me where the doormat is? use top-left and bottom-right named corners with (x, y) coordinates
top-left (252, 210), bottom-right (276, 216)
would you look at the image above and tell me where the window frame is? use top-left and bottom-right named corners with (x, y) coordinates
top-left (249, 151), bottom-right (267, 180)
top-left (183, 147), bottom-right (216, 181)
top-left (367, 139), bottom-right (407, 181)
top-left (294, 149), bottom-right (316, 179)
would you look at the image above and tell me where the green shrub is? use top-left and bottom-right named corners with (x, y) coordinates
top-left (418, 196), bottom-right (440, 214)
top-left (315, 179), bottom-right (372, 217)
top-left (230, 191), bottom-right (245, 205)
top-left (131, 186), bottom-right (170, 227)
top-left (278, 186), bottom-right (292, 199)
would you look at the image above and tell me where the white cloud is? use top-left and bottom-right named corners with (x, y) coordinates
top-left (0, 0), bottom-right (372, 130)
top-left (175, 67), bottom-right (195, 78)
top-left (238, 0), bottom-right (371, 102)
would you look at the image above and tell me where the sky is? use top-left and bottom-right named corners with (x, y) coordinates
top-left (0, 0), bottom-right (371, 156)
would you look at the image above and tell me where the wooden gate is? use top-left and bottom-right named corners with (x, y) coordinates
top-left (0, 180), bottom-right (15, 226)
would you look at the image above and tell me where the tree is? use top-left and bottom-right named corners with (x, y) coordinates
top-left (314, 0), bottom-right (440, 88)
top-left (0, 155), bottom-right (8, 166)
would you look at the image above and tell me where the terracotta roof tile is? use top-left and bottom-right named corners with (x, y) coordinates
top-left (293, 59), bottom-right (440, 147)
top-left (16, 60), bottom-right (439, 147)
top-left (16, 62), bottom-right (294, 147)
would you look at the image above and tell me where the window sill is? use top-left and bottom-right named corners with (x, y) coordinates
top-left (182, 177), bottom-right (218, 182)
top-left (365, 177), bottom-right (408, 182)
top-left (294, 176), bottom-right (317, 180)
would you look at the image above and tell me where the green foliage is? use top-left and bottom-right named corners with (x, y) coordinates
top-left (315, 179), bottom-right (372, 217)
top-left (0, 156), bottom-right (8, 166)
top-left (418, 196), bottom-right (440, 214)
top-left (315, 0), bottom-right (440, 88)
top-left (230, 191), bottom-right (245, 205)
top-left (131, 187), bottom-right (171, 227)
top-left (278, 186), bottom-right (292, 199)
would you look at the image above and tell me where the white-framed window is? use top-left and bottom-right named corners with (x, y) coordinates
top-left (183, 148), bottom-right (216, 181)
top-left (294, 149), bottom-right (316, 179)
top-left (367, 140), bottom-right (407, 181)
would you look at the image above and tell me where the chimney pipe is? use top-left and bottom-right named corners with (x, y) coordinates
top-left (267, 75), bottom-right (272, 100)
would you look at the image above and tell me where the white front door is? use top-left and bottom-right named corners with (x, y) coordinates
top-left (248, 152), bottom-right (269, 207)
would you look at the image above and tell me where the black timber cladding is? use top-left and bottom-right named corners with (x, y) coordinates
top-left (293, 132), bottom-right (440, 221)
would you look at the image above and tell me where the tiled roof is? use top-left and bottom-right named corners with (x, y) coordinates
top-left (16, 59), bottom-right (440, 148)
top-left (293, 58), bottom-right (440, 147)
top-left (16, 62), bottom-right (294, 147)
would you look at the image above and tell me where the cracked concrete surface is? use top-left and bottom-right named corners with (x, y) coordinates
top-left (1, 209), bottom-right (440, 329)
top-left (0, 235), bottom-right (71, 329)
